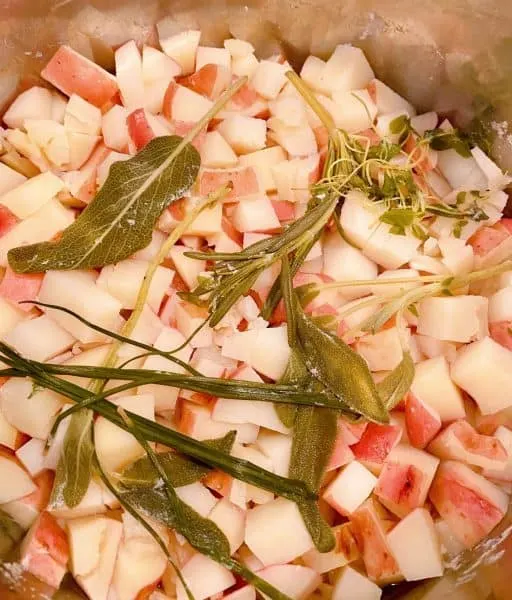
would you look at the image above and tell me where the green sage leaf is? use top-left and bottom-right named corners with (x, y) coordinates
top-left (289, 406), bottom-right (337, 552)
top-left (8, 135), bottom-right (200, 273)
top-left (51, 409), bottom-right (95, 508)
top-left (119, 432), bottom-right (236, 488)
top-left (377, 351), bottom-right (415, 410)
top-left (296, 310), bottom-right (389, 423)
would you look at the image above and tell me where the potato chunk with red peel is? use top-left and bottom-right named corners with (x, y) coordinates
top-left (302, 522), bottom-right (360, 574)
top-left (198, 166), bottom-right (260, 201)
top-left (20, 511), bottom-right (69, 589)
top-left (350, 498), bottom-right (402, 585)
top-left (323, 461), bottom-right (377, 516)
top-left (350, 423), bottom-right (402, 475)
top-left (404, 392), bottom-right (441, 449)
top-left (428, 420), bottom-right (508, 471)
top-left (374, 445), bottom-right (439, 518)
top-left (489, 321), bottom-right (512, 351)
top-left (179, 64), bottom-right (231, 100)
top-left (127, 109), bottom-right (156, 151)
top-left (41, 45), bottom-right (118, 108)
top-left (429, 460), bottom-right (508, 548)
top-left (0, 267), bottom-right (43, 312)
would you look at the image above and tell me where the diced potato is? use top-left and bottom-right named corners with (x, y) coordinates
top-left (38, 270), bottom-right (123, 344)
top-left (451, 336), bottom-right (512, 414)
top-left (175, 302), bottom-right (213, 348)
top-left (3, 87), bottom-right (54, 128)
top-left (367, 79), bottom-right (415, 117)
top-left (489, 286), bottom-right (512, 322)
top-left (0, 455), bottom-right (36, 504)
top-left (251, 60), bottom-right (288, 100)
top-left (196, 46), bottom-right (231, 71)
top-left (115, 40), bottom-right (145, 110)
top-left (176, 554), bottom-right (235, 600)
top-left (232, 195), bottom-right (280, 232)
top-left (200, 131), bottom-right (238, 169)
top-left (239, 146), bottom-right (286, 192)
top-left (437, 149), bottom-right (487, 191)
top-left (327, 89), bottom-right (377, 133)
top-left (332, 566), bottom-right (382, 600)
top-left (183, 198), bottom-right (222, 236)
top-left (157, 26), bottom-right (201, 75)
top-left (323, 461), bottom-right (377, 516)
top-left (245, 498), bottom-right (314, 566)
top-left (411, 356), bottom-right (465, 422)
top-left (95, 394), bottom-right (155, 473)
top-left (417, 296), bottom-right (488, 343)
top-left (224, 38), bottom-right (254, 58)
top-left (356, 327), bottom-right (408, 372)
top-left (0, 171), bottom-right (64, 219)
top-left (64, 94), bottom-right (102, 136)
top-left (217, 115), bottom-right (267, 155)
top-left (0, 199), bottom-right (75, 267)
top-left (3, 314), bottom-right (75, 362)
top-left (267, 119), bottom-right (318, 157)
top-left (257, 565), bottom-right (321, 600)
top-left (96, 259), bottom-right (173, 312)
top-left (0, 377), bottom-right (65, 439)
top-left (386, 508), bottom-right (443, 581)
top-left (176, 482), bottom-right (217, 517)
top-left (300, 56), bottom-right (330, 94)
top-left (0, 163), bottom-right (27, 196)
top-left (255, 430), bottom-right (292, 477)
top-left (169, 245), bottom-right (205, 290)
top-left (319, 45), bottom-right (374, 95)
top-left (164, 82), bottom-right (213, 122)
top-left (15, 438), bottom-right (46, 477)
top-left (102, 105), bottom-right (130, 152)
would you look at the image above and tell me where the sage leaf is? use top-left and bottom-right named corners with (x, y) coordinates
top-left (8, 135), bottom-right (200, 273)
top-left (289, 406), bottom-right (337, 552)
top-left (0, 508), bottom-right (24, 559)
top-left (119, 432), bottom-right (236, 488)
top-left (377, 351), bottom-right (415, 410)
top-left (275, 349), bottom-right (308, 428)
top-left (51, 409), bottom-right (95, 508)
top-left (296, 310), bottom-right (389, 424)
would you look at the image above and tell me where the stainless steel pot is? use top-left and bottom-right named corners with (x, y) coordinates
top-left (0, 1), bottom-right (511, 598)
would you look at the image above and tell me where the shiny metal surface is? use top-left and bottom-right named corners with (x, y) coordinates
top-left (0, 1), bottom-right (511, 598)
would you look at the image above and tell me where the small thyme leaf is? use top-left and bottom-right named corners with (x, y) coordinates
top-left (423, 128), bottom-right (472, 158)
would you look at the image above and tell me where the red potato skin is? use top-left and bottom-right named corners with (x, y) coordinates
top-left (0, 267), bottom-right (44, 312)
top-left (127, 109), bottom-right (156, 151)
top-left (172, 121), bottom-right (207, 151)
top-left (405, 392), bottom-right (442, 449)
top-left (468, 223), bottom-right (509, 257)
top-left (21, 511), bottom-right (70, 589)
top-left (230, 83), bottom-right (260, 109)
top-left (76, 143), bottom-right (111, 204)
top-left (350, 499), bottom-right (402, 584)
top-left (428, 420), bottom-right (508, 464)
top-left (41, 45), bottom-right (118, 108)
top-left (374, 462), bottom-right (425, 518)
top-left (271, 200), bottom-right (295, 222)
top-left (0, 205), bottom-right (18, 237)
top-left (198, 167), bottom-right (260, 201)
top-left (339, 420), bottom-right (368, 446)
top-left (475, 406), bottom-right (512, 436)
top-left (489, 321), bottom-right (512, 351)
top-left (326, 427), bottom-right (354, 472)
top-left (20, 470), bottom-right (54, 512)
top-left (351, 423), bottom-right (402, 472)
top-left (178, 64), bottom-right (230, 100)
top-left (203, 469), bottom-right (233, 497)
top-left (429, 461), bottom-right (506, 548)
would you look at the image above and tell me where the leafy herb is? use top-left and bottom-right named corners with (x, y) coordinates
top-left (377, 351), bottom-right (415, 410)
top-left (389, 114), bottom-right (412, 144)
top-left (8, 136), bottom-right (199, 273)
top-left (379, 208), bottom-right (417, 235)
top-left (118, 432), bottom-right (236, 488)
top-left (422, 128), bottom-right (472, 157)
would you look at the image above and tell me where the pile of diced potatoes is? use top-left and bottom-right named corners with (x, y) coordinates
top-left (0, 20), bottom-right (511, 600)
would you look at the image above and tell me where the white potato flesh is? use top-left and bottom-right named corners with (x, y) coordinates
top-left (488, 286), bottom-right (512, 322)
top-left (3, 86), bottom-right (54, 129)
top-left (207, 498), bottom-right (245, 554)
top-left (157, 26), bottom-right (201, 75)
top-left (64, 94), bottom-right (102, 135)
top-left (257, 565), bottom-right (321, 600)
top-left (232, 195), bottom-right (280, 232)
top-left (0, 377), bottom-right (65, 439)
top-left (255, 430), bottom-right (292, 477)
top-left (369, 79), bottom-right (416, 117)
top-left (323, 233), bottom-right (378, 300)
top-left (239, 147), bottom-right (286, 192)
top-left (356, 327), bottom-right (408, 372)
top-left (328, 89), bottom-right (377, 132)
top-left (251, 60), bottom-right (288, 99)
top-left (170, 84), bottom-right (213, 122)
top-left (217, 115), bottom-right (267, 154)
top-left (0, 297), bottom-right (25, 340)
top-left (176, 482), bottom-right (218, 517)
top-left (200, 131), bottom-right (238, 168)
top-left (96, 259), bottom-right (173, 312)
top-left (386, 508), bottom-right (443, 581)
top-left (0, 456), bottom-right (36, 504)
top-left (232, 443), bottom-right (275, 505)
top-left (139, 327), bottom-right (192, 411)
top-left (0, 162), bottom-right (26, 196)
top-left (319, 45), bottom-right (374, 95)
top-left (0, 406), bottom-right (19, 451)
top-left (232, 53), bottom-right (259, 78)
top-left (49, 478), bottom-right (107, 519)
top-left (323, 461), bottom-right (377, 515)
top-left (411, 356), bottom-right (465, 422)
top-left (0, 199), bottom-right (75, 267)
top-left (417, 296), bottom-right (488, 343)
top-left (221, 326), bottom-right (290, 380)
top-left (438, 236), bottom-right (474, 275)
top-left (38, 270), bottom-right (123, 343)
top-left (196, 46), bottom-right (231, 71)
top-left (68, 516), bottom-right (122, 600)
top-left (332, 566), bottom-right (382, 600)
top-left (3, 315), bottom-right (75, 362)
top-left (0, 171), bottom-right (64, 219)
top-left (176, 554), bottom-right (235, 600)
top-left (300, 55), bottom-right (330, 94)
top-left (15, 438), bottom-right (46, 477)
top-left (471, 146), bottom-right (512, 189)
top-left (115, 40), bottom-right (145, 110)
top-left (436, 149), bottom-right (487, 191)
top-left (102, 105), bottom-right (130, 151)
top-left (168, 245), bottom-right (205, 290)
top-left (268, 119), bottom-right (317, 157)
top-left (224, 38), bottom-right (254, 58)
top-left (245, 498), bottom-right (314, 566)
top-left (451, 336), bottom-right (512, 415)
top-left (95, 394), bottom-right (155, 473)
